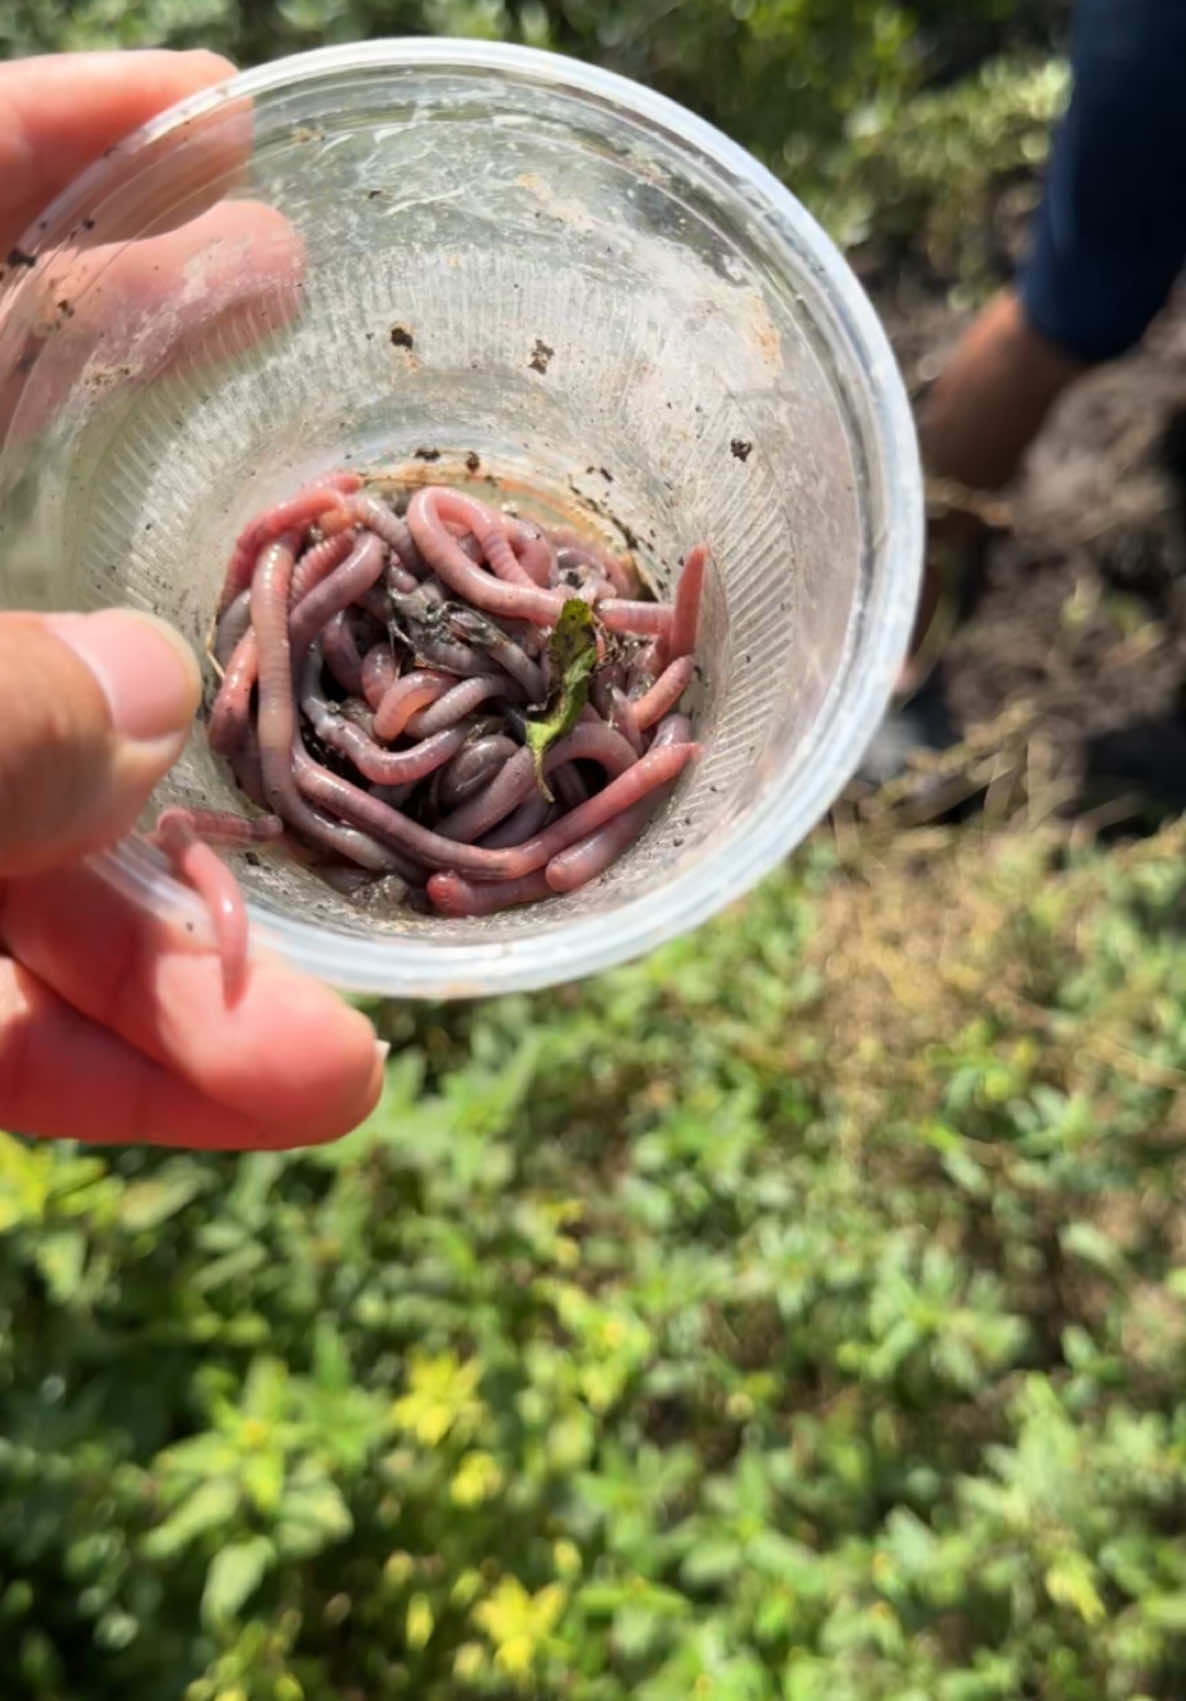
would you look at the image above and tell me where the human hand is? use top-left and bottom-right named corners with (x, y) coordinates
top-left (0, 53), bottom-right (386, 1149)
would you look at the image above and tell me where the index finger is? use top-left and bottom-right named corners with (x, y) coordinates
top-left (0, 49), bottom-right (237, 258)
top-left (1, 863), bottom-right (385, 1146)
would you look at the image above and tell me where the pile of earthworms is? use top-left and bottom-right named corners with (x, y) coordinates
top-left (149, 472), bottom-right (704, 998)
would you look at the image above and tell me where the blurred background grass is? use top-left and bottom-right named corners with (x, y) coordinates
top-left (10, 4), bottom-right (1186, 1700)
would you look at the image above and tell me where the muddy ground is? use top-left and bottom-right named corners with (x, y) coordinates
top-left (858, 265), bottom-right (1186, 830)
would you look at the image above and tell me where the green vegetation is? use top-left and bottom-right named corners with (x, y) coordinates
top-left (9, 4), bottom-right (1186, 1699)
top-left (8, 823), bottom-right (1186, 1699)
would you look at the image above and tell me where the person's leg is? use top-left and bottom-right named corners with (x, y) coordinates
top-left (920, 0), bottom-right (1186, 496)
top-left (896, 0), bottom-right (1186, 697)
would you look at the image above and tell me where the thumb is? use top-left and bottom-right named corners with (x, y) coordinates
top-left (0, 609), bottom-right (201, 878)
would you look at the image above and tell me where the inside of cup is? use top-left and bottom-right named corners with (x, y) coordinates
top-left (0, 49), bottom-right (903, 979)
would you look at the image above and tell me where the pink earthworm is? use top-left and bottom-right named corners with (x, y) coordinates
top-left (208, 627), bottom-right (257, 756)
top-left (388, 560), bottom-right (420, 596)
top-left (652, 711), bottom-right (694, 747)
top-left (203, 479), bottom-right (703, 918)
top-left (486, 740), bottom-right (700, 880)
top-left (217, 475), bottom-right (359, 616)
top-left (149, 807), bottom-right (283, 1003)
top-left (413, 632), bottom-right (490, 678)
top-left (596, 598), bottom-right (675, 640)
top-left (426, 869), bottom-right (555, 917)
top-left (288, 532), bottom-right (386, 660)
top-left (348, 492), bottom-right (424, 576)
top-left (300, 648), bottom-right (469, 785)
top-left (438, 734), bottom-right (519, 811)
top-left (403, 674), bottom-right (520, 739)
top-left (608, 687), bottom-right (643, 754)
top-left (373, 669), bottom-right (454, 741)
top-left (631, 654), bottom-right (696, 729)
top-left (311, 709), bottom-right (470, 786)
top-left (361, 644), bottom-right (397, 709)
top-left (407, 487), bottom-right (567, 627)
top-left (213, 590), bottom-right (251, 668)
top-left (209, 527), bottom-right (301, 753)
top-left (251, 528), bottom-right (402, 872)
top-left (505, 518), bottom-right (556, 588)
top-left (229, 729), bottom-right (268, 809)
top-left (544, 713), bottom-right (692, 894)
top-left (670, 543), bottom-right (707, 659)
top-left (480, 518), bottom-right (538, 588)
top-left (320, 610), bottom-right (365, 696)
top-left (289, 528), bottom-right (356, 605)
top-left (295, 717), bottom-right (697, 878)
top-left (437, 723), bottom-right (639, 844)
top-left (479, 793), bottom-right (553, 849)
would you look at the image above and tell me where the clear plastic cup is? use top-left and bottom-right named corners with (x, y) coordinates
top-left (0, 39), bottom-right (922, 998)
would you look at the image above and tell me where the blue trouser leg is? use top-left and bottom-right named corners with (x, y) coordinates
top-left (1019, 0), bottom-right (1186, 363)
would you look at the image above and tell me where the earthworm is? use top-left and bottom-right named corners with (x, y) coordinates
top-left (218, 474), bottom-right (359, 616)
top-left (413, 631), bottom-right (490, 678)
top-left (438, 734), bottom-right (519, 810)
top-left (373, 669), bottom-right (454, 741)
top-left (596, 598), bottom-right (674, 640)
top-left (426, 869), bottom-right (555, 917)
top-left (506, 518), bottom-right (555, 588)
top-left (544, 713), bottom-right (691, 894)
top-left (632, 655), bottom-right (696, 729)
top-left (174, 477), bottom-right (705, 976)
top-left (213, 590), bottom-right (251, 668)
top-left (313, 709), bottom-right (470, 787)
top-left (229, 729), bottom-right (268, 809)
top-left (403, 673), bottom-right (520, 738)
top-left (479, 794), bottom-right (552, 849)
top-left (301, 653), bottom-right (470, 787)
top-left (293, 736), bottom-right (694, 879)
top-left (207, 628), bottom-right (257, 756)
top-left (149, 806), bottom-right (283, 1002)
top-left (407, 487), bottom-right (567, 627)
top-left (288, 532), bottom-right (386, 661)
top-left (361, 644), bottom-right (397, 709)
top-left (608, 687), bottom-right (643, 754)
top-left (418, 740), bottom-right (699, 902)
top-left (320, 610), bottom-right (365, 696)
top-left (252, 529), bottom-right (401, 871)
top-left (289, 528), bottom-right (356, 605)
top-left (670, 543), bottom-right (707, 659)
top-left (437, 723), bottom-right (639, 844)
top-left (348, 492), bottom-right (424, 576)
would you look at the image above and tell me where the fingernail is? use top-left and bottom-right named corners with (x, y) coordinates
top-left (374, 1040), bottom-right (391, 1067)
top-left (46, 609), bottom-right (201, 744)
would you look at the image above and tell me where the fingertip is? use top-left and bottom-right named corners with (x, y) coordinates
top-left (180, 49), bottom-right (238, 87)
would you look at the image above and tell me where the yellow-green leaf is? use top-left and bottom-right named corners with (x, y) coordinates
top-left (525, 599), bottom-right (598, 800)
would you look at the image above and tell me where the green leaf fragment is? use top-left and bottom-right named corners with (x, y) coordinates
top-left (525, 599), bottom-right (599, 800)
top-left (200, 1535), bottom-right (275, 1629)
